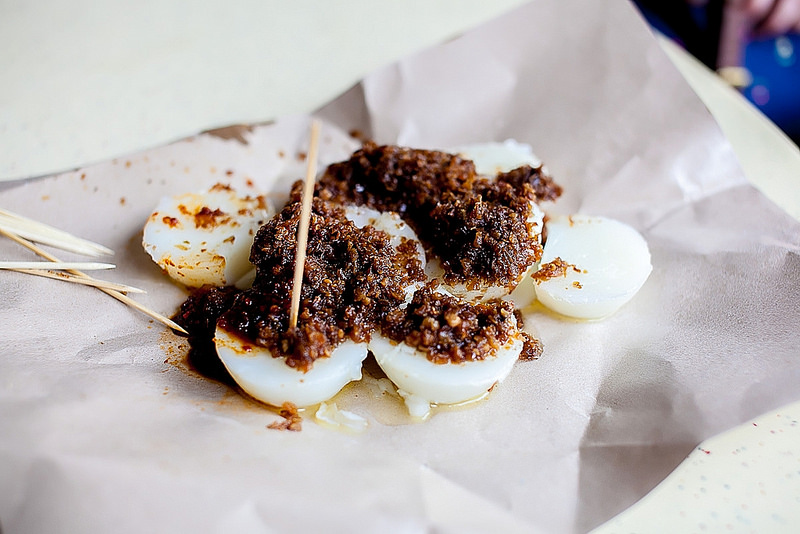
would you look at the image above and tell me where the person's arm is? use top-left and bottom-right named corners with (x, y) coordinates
top-left (738, 0), bottom-right (800, 35)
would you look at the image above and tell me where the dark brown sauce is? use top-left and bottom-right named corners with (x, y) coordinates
top-left (381, 282), bottom-right (520, 364)
top-left (314, 142), bottom-right (562, 288)
top-left (215, 198), bottom-right (423, 372)
top-left (172, 285), bottom-right (240, 385)
top-left (173, 143), bottom-right (553, 378)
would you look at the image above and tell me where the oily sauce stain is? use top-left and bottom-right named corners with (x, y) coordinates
top-left (158, 329), bottom-right (307, 422)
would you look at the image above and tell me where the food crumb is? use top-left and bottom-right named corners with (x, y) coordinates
top-left (531, 257), bottom-right (576, 283)
top-left (120, 197), bottom-right (126, 205)
top-left (518, 334), bottom-right (543, 361)
top-left (268, 402), bottom-right (303, 431)
top-left (125, 160), bottom-right (132, 168)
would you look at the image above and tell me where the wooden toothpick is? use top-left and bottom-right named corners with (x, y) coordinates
top-left (0, 227), bottom-right (187, 334)
top-left (0, 261), bottom-right (115, 271)
top-left (9, 268), bottom-right (145, 293)
top-left (289, 119), bottom-right (321, 330)
top-left (0, 207), bottom-right (114, 257)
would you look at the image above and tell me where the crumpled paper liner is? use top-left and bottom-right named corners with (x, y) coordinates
top-left (2, 1), bottom-right (799, 533)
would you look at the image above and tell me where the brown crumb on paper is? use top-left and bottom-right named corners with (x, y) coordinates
top-left (268, 402), bottom-right (303, 431)
top-left (348, 129), bottom-right (366, 142)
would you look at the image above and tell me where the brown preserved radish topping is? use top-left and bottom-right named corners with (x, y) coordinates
top-left (216, 198), bottom-right (424, 372)
top-left (174, 142), bottom-right (553, 381)
top-left (380, 283), bottom-right (529, 364)
top-left (314, 142), bottom-right (562, 289)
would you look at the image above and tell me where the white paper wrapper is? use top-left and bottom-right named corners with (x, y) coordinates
top-left (2, 1), bottom-right (799, 533)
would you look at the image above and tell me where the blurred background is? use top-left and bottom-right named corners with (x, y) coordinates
top-left (634, 0), bottom-right (800, 145)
